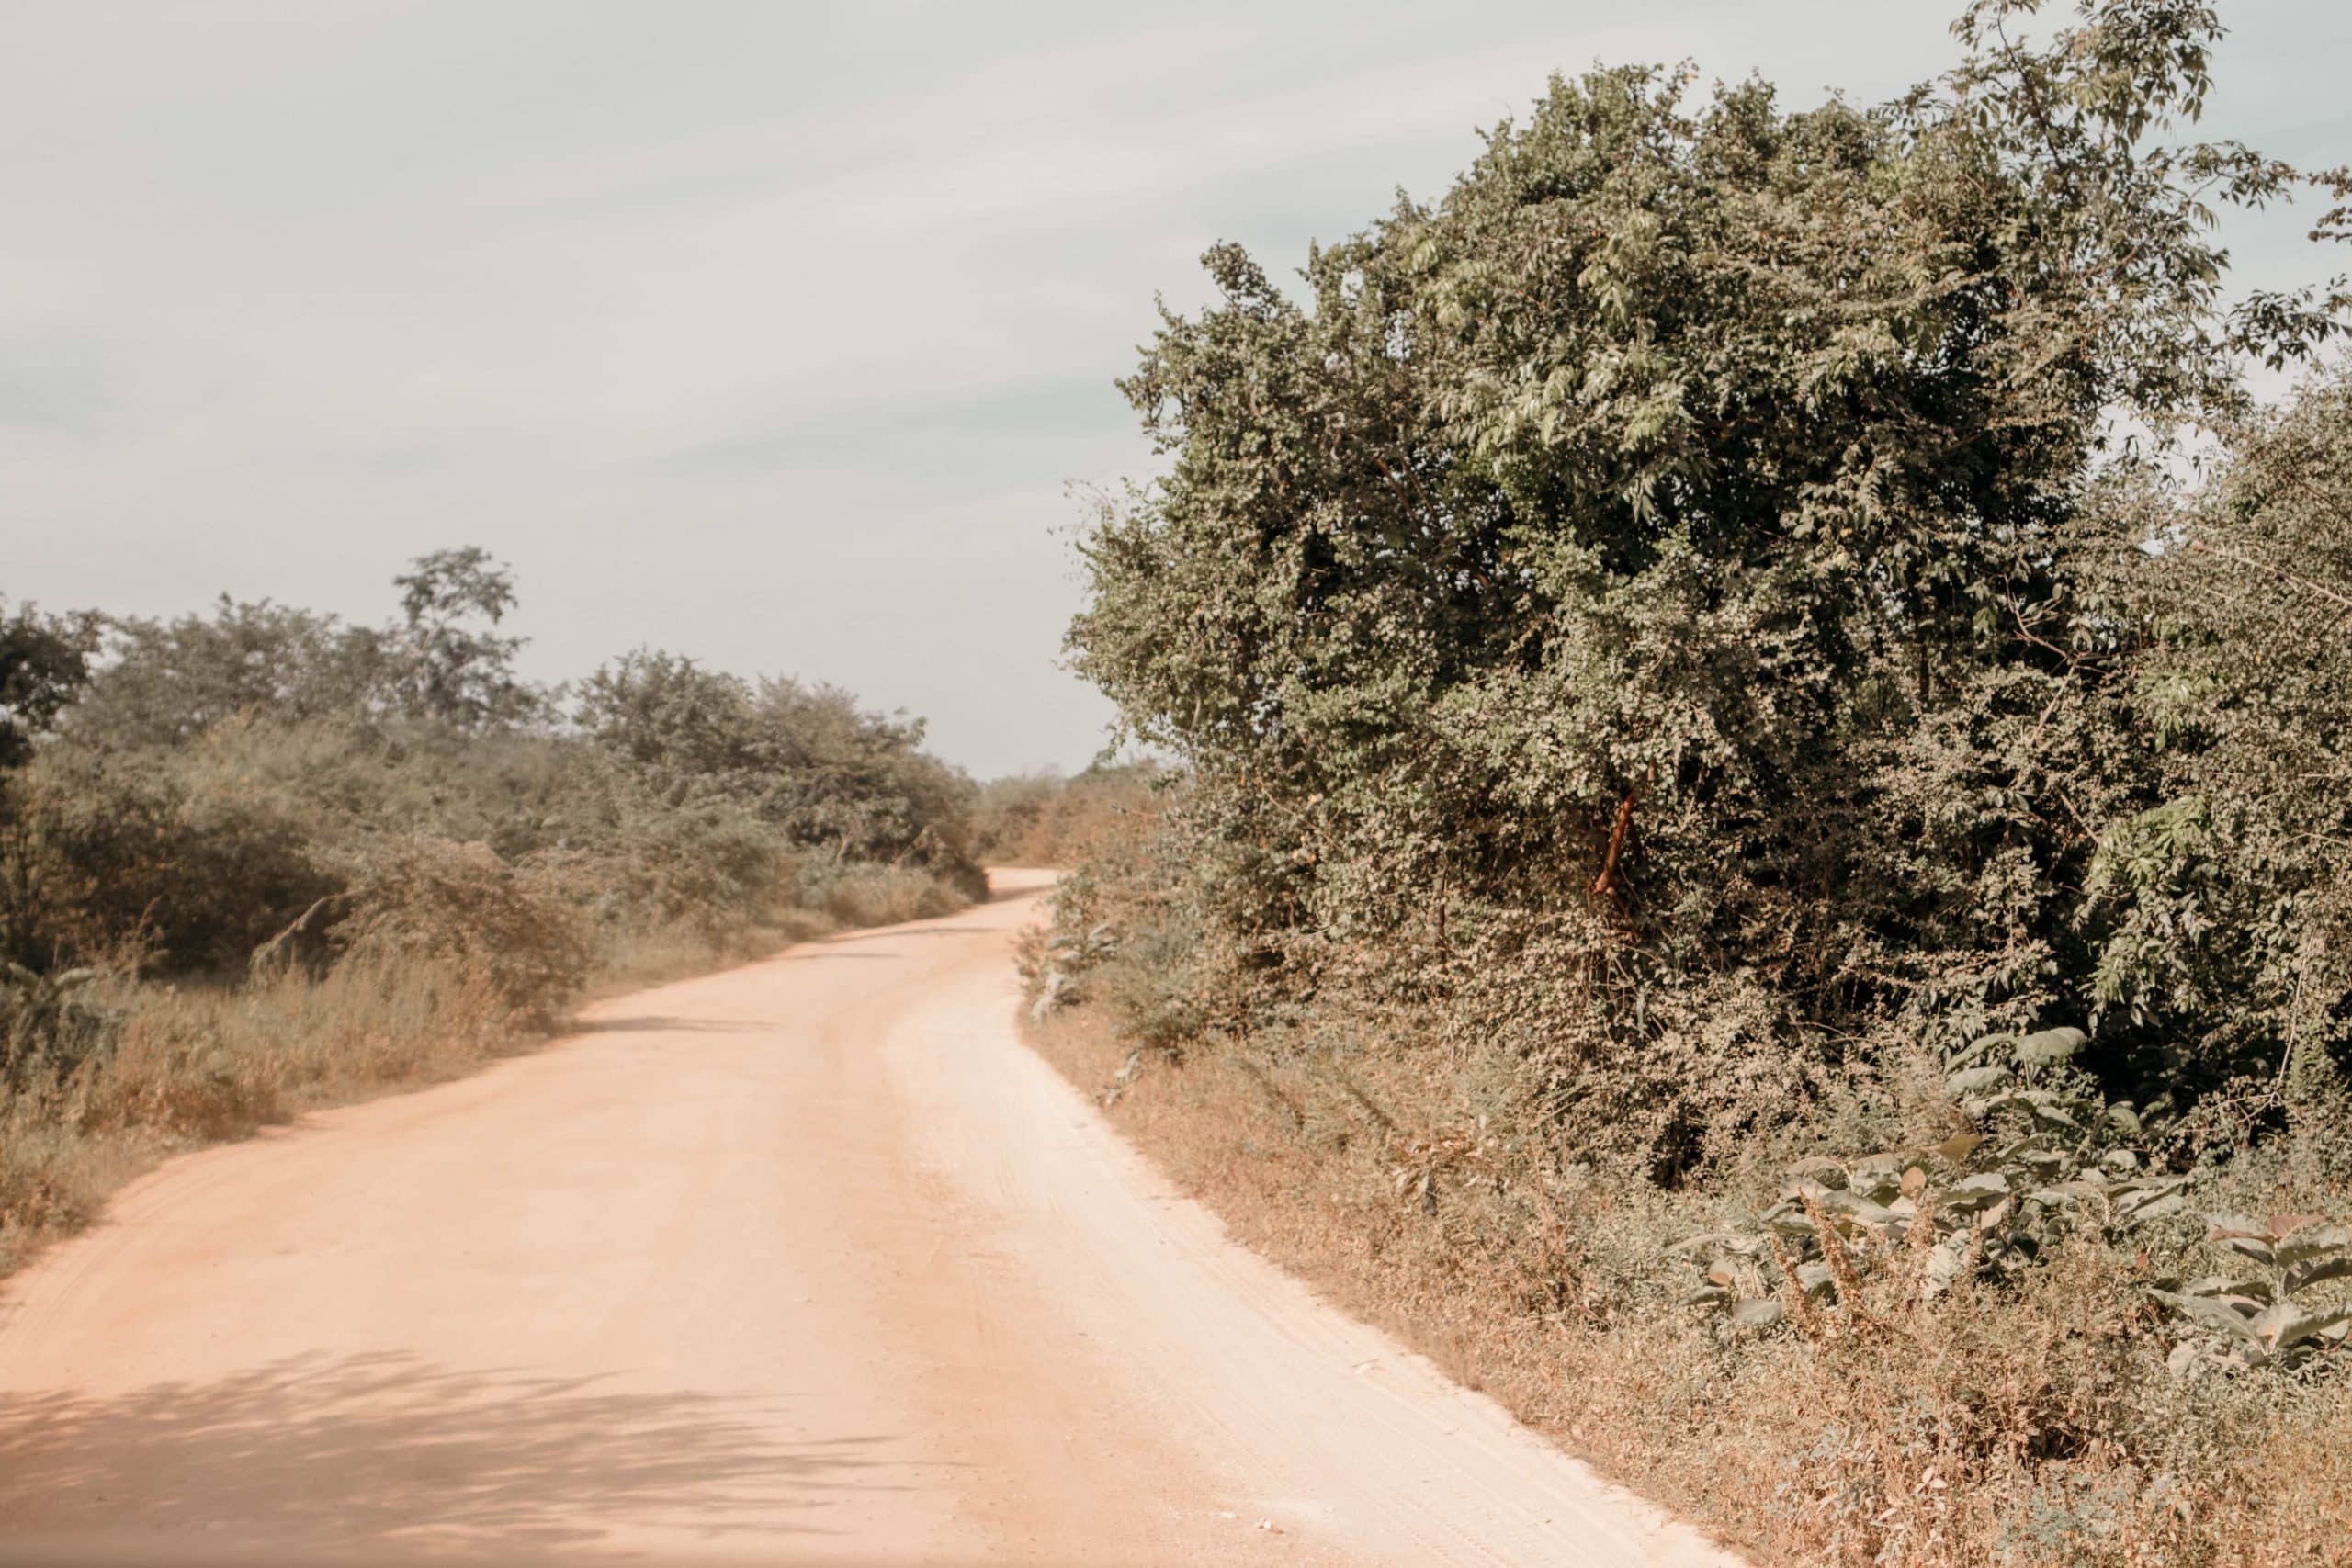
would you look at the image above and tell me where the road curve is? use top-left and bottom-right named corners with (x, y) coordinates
top-left (0, 870), bottom-right (1740, 1567)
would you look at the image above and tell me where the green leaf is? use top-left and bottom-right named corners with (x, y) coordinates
top-left (2283, 1256), bottom-right (2352, 1296)
top-left (1945, 1066), bottom-right (2008, 1096)
top-left (1783, 1156), bottom-right (1849, 1189)
top-left (2151, 1289), bottom-right (2258, 1341)
top-left (2013, 1090), bottom-right (2082, 1129)
top-left (2026, 1180), bottom-right (2109, 1207)
top-left (2253, 1302), bottom-right (2352, 1353)
top-left (2120, 1192), bottom-right (2188, 1226)
top-left (2178, 1275), bottom-right (2275, 1304)
top-left (2205, 1211), bottom-right (2267, 1239)
top-left (1947, 1033), bottom-right (2013, 1072)
top-left (2273, 1224), bottom-right (2350, 1268)
top-left (2013, 1027), bottom-right (2088, 1065)
top-left (1943, 1173), bottom-right (2011, 1211)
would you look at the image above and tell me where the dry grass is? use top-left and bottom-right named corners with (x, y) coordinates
top-left (1, 958), bottom-right (514, 1276)
top-left (582, 909), bottom-right (836, 998)
top-left (817, 863), bottom-right (969, 929)
top-left (0, 870), bottom-right (971, 1282)
top-left (969, 765), bottom-right (1162, 869)
top-left (1025, 999), bottom-right (2352, 1568)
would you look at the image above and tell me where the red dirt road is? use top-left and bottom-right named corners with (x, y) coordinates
top-left (0, 871), bottom-right (1740, 1566)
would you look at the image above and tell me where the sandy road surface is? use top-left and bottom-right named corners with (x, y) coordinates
top-left (0, 871), bottom-right (1740, 1567)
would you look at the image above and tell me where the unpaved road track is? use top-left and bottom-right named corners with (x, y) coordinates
top-left (0, 871), bottom-right (1738, 1567)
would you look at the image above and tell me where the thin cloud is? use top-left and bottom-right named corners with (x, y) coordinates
top-left (0, 337), bottom-right (116, 434)
top-left (2, 0), bottom-right (2346, 776)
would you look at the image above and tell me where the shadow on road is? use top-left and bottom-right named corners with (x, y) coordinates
top-left (0, 1351), bottom-right (907, 1562)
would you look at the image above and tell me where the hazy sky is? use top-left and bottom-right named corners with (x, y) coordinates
top-left (4, 2), bottom-right (2346, 776)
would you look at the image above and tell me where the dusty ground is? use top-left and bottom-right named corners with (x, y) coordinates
top-left (0, 871), bottom-right (1739, 1566)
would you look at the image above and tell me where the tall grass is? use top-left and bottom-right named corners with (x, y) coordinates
top-left (1, 957), bottom-right (505, 1273)
top-left (0, 862), bottom-right (972, 1279)
top-left (1025, 982), bottom-right (2352, 1567)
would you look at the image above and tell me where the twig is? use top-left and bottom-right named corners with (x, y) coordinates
top-left (2189, 540), bottom-right (2352, 614)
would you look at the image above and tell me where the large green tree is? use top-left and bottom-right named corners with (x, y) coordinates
top-left (0, 600), bottom-right (96, 770)
top-left (1071, 0), bottom-right (2350, 1151)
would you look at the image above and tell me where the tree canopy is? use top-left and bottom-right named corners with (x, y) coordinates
top-left (1070, 0), bottom-right (2352, 1154)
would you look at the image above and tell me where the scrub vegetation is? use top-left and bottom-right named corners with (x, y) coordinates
top-left (0, 548), bottom-right (979, 1273)
top-left (969, 762), bottom-right (1166, 868)
top-left (1033, 3), bottom-right (2352, 1562)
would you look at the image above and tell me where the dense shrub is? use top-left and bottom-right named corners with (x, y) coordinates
top-left (2, 743), bottom-right (337, 976)
top-left (969, 763), bottom-right (1164, 868)
top-left (0, 600), bottom-right (96, 770)
top-left (578, 649), bottom-right (984, 896)
top-left (0, 547), bottom-right (984, 1274)
top-left (0, 964), bottom-right (112, 1095)
top-left (63, 547), bottom-right (541, 750)
top-left (1044, 5), bottom-right (2352, 1561)
top-left (1069, 0), bottom-right (2352, 1159)
top-left (333, 837), bottom-right (593, 1024)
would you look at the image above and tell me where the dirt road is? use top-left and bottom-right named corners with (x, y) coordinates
top-left (0, 871), bottom-right (1738, 1566)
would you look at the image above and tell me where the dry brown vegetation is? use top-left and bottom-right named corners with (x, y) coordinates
top-left (1025, 992), bottom-right (2352, 1566)
top-left (967, 763), bottom-right (1165, 869)
top-left (0, 862), bottom-right (967, 1280)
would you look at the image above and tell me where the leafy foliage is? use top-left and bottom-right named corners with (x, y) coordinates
top-left (1068, 0), bottom-right (2352, 1164)
top-left (969, 763), bottom-right (1165, 868)
top-left (1, 551), bottom-right (981, 995)
top-left (1047, 6), bottom-right (2352, 1557)
top-left (578, 650), bottom-right (982, 894)
top-left (1679, 1025), bottom-right (2189, 1325)
top-left (334, 837), bottom-right (591, 1023)
top-left (2154, 1212), bottom-right (2352, 1371)
top-left (387, 547), bottom-right (541, 729)
top-left (0, 963), bottom-right (110, 1093)
top-left (0, 601), bottom-right (96, 771)
top-left (62, 547), bottom-right (540, 751)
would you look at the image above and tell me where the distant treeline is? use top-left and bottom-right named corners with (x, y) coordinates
top-left (968, 763), bottom-right (1163, 870)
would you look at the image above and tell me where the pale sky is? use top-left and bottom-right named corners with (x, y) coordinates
top-left (4, 2), bottom-right (2346, 776)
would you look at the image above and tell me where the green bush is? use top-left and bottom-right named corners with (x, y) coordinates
top-left (970, 764), bottom-right (1163, 868)
top-left (1042, 6), bottom-right (2352, 1559)
top-left (0, 964), bottom-right (112, 1093)
top-left (1066, 0), bottom-right (2352, 1161)
top-left (333, 837), bottom-right (594, 1025)
top-left (577, 649), bottom-right (984, 897)
top-left (0, 547), bottom-right (987, 1275)
top-left (0, 745), bottom-right (337, 976)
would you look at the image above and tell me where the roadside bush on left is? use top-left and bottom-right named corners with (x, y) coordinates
top-left (0, 548), bottom-right (981, 1273)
